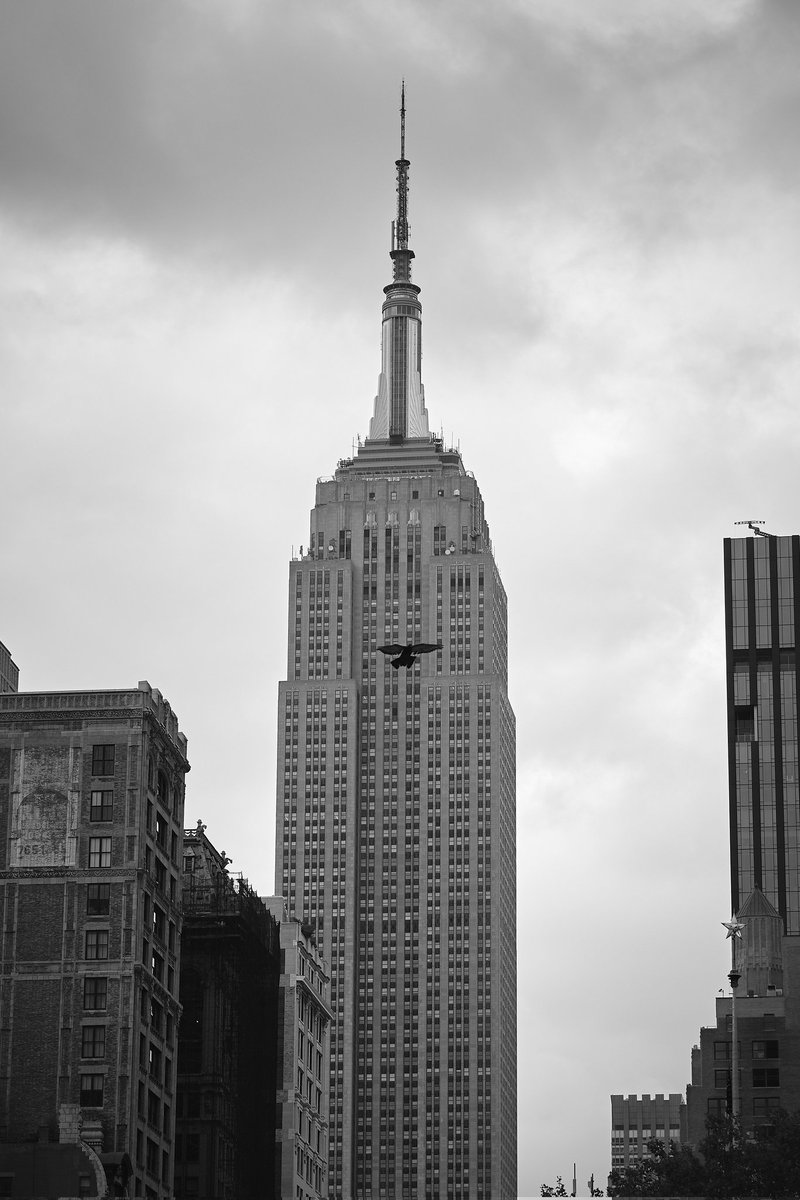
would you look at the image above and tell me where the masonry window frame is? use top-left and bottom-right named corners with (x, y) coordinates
top-left (91, 745), bottom-right (116, 777)
top-left (83, 976), bottom-right (108, 1011)
top-left (89, 789), bottom-right (114, 822)
top-left (80, 1073), bottom-right (105, 1108)
top-left (88, 836), bottom-right (112, 868)
top-left (81, 1024), bottom-right (106, 1060)
top-left (85, 929), bottom-right (109, 960)
top-left (87, 883), bottom-right (111, 916)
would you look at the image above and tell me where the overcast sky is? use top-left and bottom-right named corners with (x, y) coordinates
top-left (2, 0), bottom-right (800, 1194)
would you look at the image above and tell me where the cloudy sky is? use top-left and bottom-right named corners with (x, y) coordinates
top-left (2, 0), bottom-right (800, 1193)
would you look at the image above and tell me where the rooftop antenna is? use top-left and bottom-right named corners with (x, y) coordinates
top-left (734, 520), bottom-right (774, 538)
top-left (394, 81), bottom-right (410, 253)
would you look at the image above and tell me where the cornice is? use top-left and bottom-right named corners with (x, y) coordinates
top-left (0, 706), bottom-right (145, 726)
top-left (0, 867), bottom-right (140, 881)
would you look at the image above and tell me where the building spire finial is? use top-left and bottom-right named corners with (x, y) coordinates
top-left (394, 82), bottom-right (410, 256)
top-left (367, 85), bottom-right (429, 442)
top-left (400, 79), bottom-right (406, 160)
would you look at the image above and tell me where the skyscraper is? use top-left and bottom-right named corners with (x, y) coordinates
top-left (724, 531), bottom-right (800, 930)
top-left (275, 94), bottom-right (517, 1200)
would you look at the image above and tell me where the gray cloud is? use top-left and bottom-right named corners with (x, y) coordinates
top-left (3, 1), bottom-right (800, 1194)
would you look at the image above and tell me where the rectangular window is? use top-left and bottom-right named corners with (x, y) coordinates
top-left (81, 1025), bottom-right (106, 1059)
top-left (753, 1096), bottom-right (781, 1117)
top-left (89, 789), bottom-right (114, 821)
top-left (150, 999), bottom-right (163, 1036)
top-left (91, 745), bottom-right (115, 776)
top-left (88, 837), bottom-right (112, 868)
top-left (753, 1067), bottom-right (780, 1087)
top-left (85, 930), bottom-right (109, 960)
top-left (80, 1074), bottom-right (104, 1107)
top-left (752, 1040), bottom-right (780, 1059)
top-left (708, 1097), bottom-right (726, 1116)
top-left (87, 883), bottom-right (111, 915)
top-left (735, 706), bottom-right (755, 743)
top-left (157, 772), bottom-right (170, 808)
top-left (83, 977), bottom-right (108, 1010)
top-left (149, 1044), bottom-right (162, 1082)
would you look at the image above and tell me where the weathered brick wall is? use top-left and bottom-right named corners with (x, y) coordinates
top-left (15, 881), bottom-right (65, 961)
top-left (0, 747), bottom-right (10, 865)
top-left (8, 977), bottom-right (61, 1140)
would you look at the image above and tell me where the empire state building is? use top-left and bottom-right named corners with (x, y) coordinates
top-left (275, 94), bottom-right (517, 1200)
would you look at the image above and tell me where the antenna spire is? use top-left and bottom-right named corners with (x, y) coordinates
top-left (366, 85), bottom-right (429, 443)
top-left (394, 82), bottom-right (410, 255)
top-left (400, 80), bottom-right (406, 161)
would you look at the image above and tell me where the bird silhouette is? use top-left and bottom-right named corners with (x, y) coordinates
top-left (378, 642), bottom-right (442, 669)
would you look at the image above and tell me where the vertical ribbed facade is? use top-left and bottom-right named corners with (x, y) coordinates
top-left (724, 534), bottom-right (800, 930)
top-left (275, 452), bottom-right (516, 1198)
top-left (275, 99), bottom-right (517, 1199)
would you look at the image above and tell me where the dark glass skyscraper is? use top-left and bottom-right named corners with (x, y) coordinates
top-left (275, 97), bottom-right (517, 1200)
top-left (724, 532), bottom-right (800, 930)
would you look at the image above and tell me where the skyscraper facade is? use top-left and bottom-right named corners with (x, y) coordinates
top-left (724, 532), bottom-right (800, 930)
top-left (275, 98), bottom-right (517, 1200)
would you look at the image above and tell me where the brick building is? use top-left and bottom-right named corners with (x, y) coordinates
top-left (263, 897), bottom-right (332, 1200)
top-left (175, 824), bottom-right (281, 1200)
top-left (686, 887), bottom-right (800, 1142)
top-left (609, 1093), bottom-right (686, 1172)
top-left (0, 681), bottom-right (189, 1199)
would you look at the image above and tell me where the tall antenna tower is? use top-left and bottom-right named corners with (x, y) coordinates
top-left (394, 82), bottom-right (410, 252)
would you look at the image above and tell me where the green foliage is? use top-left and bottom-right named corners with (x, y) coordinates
top-left (540, 1176), bottom-right (604, 1197)
top-left (607, 1111), bottom-right (800, 1198)
top-left (540, 1176), bottom-right (569, 1196)
top-left (608, 1137), bottom-right (705, 1197)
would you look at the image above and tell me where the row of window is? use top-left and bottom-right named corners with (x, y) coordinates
top-left (708, 1096), bottom-right (781, 1116)
top-left (713, 1039), bottom-right (779, 1059)
top-left (88, 833), bottom-right (179, 873)
top-left (89, 743), bottom-right (182, 807)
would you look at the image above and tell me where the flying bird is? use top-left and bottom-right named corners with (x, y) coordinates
top-left (378, 642), bottom-right (443, 669)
